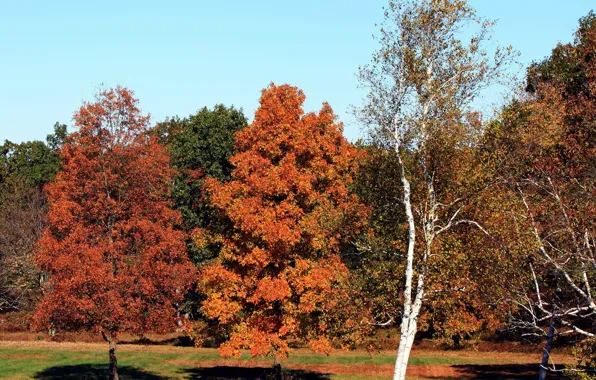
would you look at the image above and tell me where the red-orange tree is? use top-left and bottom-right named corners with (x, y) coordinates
top-left (33, 87), bottom-right (195, 380)
top-left (192, 84), bottom-right (369, 363)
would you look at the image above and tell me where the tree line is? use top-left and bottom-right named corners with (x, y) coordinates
top-left (0, 1), bottom-right (594, 379)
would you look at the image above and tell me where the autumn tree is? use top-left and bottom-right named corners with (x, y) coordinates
top-left (354, 139), bottom-right (523, 348)
top-left (33, 88), bottom-right (195, 380)
top-left (484, 13), bottom-right (596, 378)
top-left (357, 0), bottom-right (515, 378)
top-left (189, 84), bottom-right (369, 374)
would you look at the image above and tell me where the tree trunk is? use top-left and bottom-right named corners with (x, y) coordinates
top-left (393, 294), bottom-right (424, 380)
top-left (272, 357), bottom-right (283, 380)
top-left (102, 331), bottom-right (119, 380)
top-left (109, 339), bottom-right (119, 380)
top-left (538, 312), bottom-right (556, 380)
top-left (392, 133), bottom-right (420, 380)
top-left (394, 318), bottom-right (415, 380)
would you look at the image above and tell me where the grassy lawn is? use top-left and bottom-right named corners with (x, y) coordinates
top-left (0, 341), bottom-right (571, 379)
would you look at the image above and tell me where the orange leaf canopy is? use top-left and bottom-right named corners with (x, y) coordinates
top-left (198, 84), bottom-right (369, 358)
top-left (33, 87), bottom-right (195, 338)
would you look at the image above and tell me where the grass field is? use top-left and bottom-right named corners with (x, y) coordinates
top-left (0, 341), bottom-right (573, 379)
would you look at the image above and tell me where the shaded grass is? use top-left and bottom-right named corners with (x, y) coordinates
top-left (0, 345), bottom-right (553, 379)
top-left (33, 364), bottom-right (166, 380)
top-left (180, 367), bottom-right (329, 380)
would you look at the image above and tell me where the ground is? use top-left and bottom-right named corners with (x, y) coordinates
top-left (0, 340), bottom-right (574, 379)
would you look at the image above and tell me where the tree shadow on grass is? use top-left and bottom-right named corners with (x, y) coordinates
top-left (181, 366), bottom-right (330, 380)
top-left (451, 364), bottom-right (569, 379)
top-left (33, 364), bottom-right (167, 380)
top-left (120, 335), bottom-right (195, 347)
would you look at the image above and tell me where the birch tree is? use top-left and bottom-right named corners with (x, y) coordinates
top-left (513, 178), bottom-right (595, 379)
top-left (486, 13), bottom-right (596, 376)
top-left (353, 142), bottom-right (521, 346)
top-left (357, 1), bottom-right (514, 378)
top-left (489, 101), bottom-right (596, 377)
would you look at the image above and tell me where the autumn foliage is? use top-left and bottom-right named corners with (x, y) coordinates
top-left (191, 84), bottom-right (370, 359)
top-left (0, 5), bottom-right (593, 379)
top-left (33, 87), bottom-right (195, 340)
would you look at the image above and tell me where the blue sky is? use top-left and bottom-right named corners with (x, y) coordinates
top-left (1, 1), bottom-right (594, 144)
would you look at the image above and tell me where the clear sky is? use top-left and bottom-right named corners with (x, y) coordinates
top-left (1, 1), bottom-right (594, 144)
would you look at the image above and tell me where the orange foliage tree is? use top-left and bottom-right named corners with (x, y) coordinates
top-left (191, 84), bottom-right (370, 364)
top-left (33, 87), bottom-right (195, 380)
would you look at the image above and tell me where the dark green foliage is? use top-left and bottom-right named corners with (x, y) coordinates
top-left (45, 123), bottom-right (68, 152)
top-left (155, 105), bottom-right (246, 320)
top-left (352, 143), bottom-right (406, 243)
top-left (152, 116), bottom-right (186, 147)
top-left (0, 123), bottom-right (66, 192)
top-left (161, 105), bottom-right (248, 265)
top-left (349, 142), bottom-right (406, 327)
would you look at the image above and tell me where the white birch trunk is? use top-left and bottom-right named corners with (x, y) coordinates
top-left (392, 131), bottom-right (425, 380)
top-left (394, 317), bottom-right (419, 380)
top-left (393, 249), bottom-right (427, 380)
top-left (394, 322), bottom-right (410, 380)
top-left (391, 60), bottom-right (433, 378)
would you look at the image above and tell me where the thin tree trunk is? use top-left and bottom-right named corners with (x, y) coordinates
top-left (102, 331), bottom-right (119, 380)
top-left (394, 317), bottom-right (411, 380)
top-left (394, 318), bottom-right (418, 380)
top-left (402, 323), bottom-right (417, 367)
top-left (393, 274), bottom-right (426, 380)
top-left (538, 312), bottom-right (556, 380)
top-left (392, 134), bottom-right (419, 380)
top-left (273, 357), bottom-right (283, 380)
